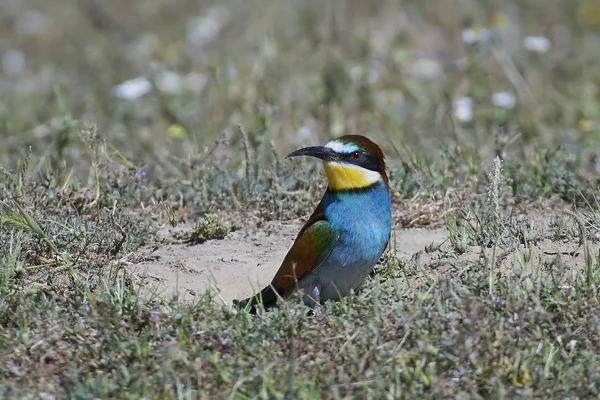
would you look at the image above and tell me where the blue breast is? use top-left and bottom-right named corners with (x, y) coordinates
top-left (324, 181), bottom-right (392, 253)
top-left (316, 181), bottom-right (392, 299)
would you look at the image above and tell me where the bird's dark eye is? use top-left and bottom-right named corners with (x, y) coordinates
top-left (352, 151), bottom-right (361, 159)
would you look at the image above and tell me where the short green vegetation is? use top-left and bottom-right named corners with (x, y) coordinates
top-left (173, 214), bottom-right (239, 244)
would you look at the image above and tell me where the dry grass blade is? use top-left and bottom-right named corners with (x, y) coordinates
top-left (238, 124), bottom-right (253, 186)
top-left (0, 200), bottom-right (81, 283)
top-left (0, 201), bottom-right (33, 233)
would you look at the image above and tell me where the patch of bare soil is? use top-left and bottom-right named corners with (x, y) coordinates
top-left (131, 205), bottom-right (584, 305)
top-left (132, 223), bottom-right (449, 304)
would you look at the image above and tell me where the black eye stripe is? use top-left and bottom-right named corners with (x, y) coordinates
top-left (343, 152), bottom-right (380, 172)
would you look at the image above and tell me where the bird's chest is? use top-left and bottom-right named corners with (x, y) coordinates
top-left (324, 188), bottom-right (391, 263)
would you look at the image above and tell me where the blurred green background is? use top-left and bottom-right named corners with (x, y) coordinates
top-left (2, 0), bottom-right (600, 174)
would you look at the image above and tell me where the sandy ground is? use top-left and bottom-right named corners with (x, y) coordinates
top-left (132, 223), bottom-right (449, 304)
top-left (130, 202), bottom-right (585, 305)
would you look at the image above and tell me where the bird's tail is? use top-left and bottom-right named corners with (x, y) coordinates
top-left (233, 285), bottom-right (282, 314)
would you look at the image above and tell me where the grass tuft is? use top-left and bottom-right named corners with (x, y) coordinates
top-left (173, 214), bottom-right (239, 245)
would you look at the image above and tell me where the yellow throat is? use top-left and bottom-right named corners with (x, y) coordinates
top-left (323, 162), bottom-right (381, 191)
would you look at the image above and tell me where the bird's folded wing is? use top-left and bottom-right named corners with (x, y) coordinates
top-left (271, 219), bottom-right (340, 293)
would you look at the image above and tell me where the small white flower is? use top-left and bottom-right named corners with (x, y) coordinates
top-left (155, 70), bottom-right (182, 94)
top-left (453, 97), bottom-right (474, 122)
top-left (491, 92), bottom-right (516, 109)
top-left (186, 7), bottom-right (229, 48)
top-left (568, 340), bottom-right (577, 351)
top-left (462, 29), bottom-right (477, 44)
top-left (462, 28), bottom-right (491, 44)
top-left (524, 36), bottom-right (551, 53)
top-left (556, 335), bottom-right (562, 344)
top-left (112, 76), bottom-right (152, 100)
top-left (298, 126), bottom-right (312, 139)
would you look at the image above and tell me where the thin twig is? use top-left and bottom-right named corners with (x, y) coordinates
top-left (238, 124), bottom-right (252, 185)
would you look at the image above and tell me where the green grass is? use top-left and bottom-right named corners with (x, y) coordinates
top-left (173, 214), bottom-right (239, 244)
top-left (2, 251), bottom-right (600, 398)
top-left (2, 0), bottom-right (600, 398)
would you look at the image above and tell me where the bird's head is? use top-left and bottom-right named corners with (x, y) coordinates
top-left (285, 135), bottom-right (388, 191)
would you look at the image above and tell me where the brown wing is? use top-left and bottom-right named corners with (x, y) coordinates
top-left (234, 198), bottom-right (340, 312)
top-left (270, 198), bottom-right (340, 294)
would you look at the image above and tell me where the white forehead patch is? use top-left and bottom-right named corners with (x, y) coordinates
top-left (325, 141), bottom-right (359, 154)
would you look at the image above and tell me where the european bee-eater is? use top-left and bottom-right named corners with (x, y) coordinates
top-left (236, 135), bottom-right (392, 312)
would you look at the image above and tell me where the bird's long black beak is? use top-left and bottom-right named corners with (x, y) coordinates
top-left (285, 146), bottom-right (338, 161)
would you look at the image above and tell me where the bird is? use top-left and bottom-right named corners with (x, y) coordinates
top-left (235, 135), bottom-right (392, 312)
